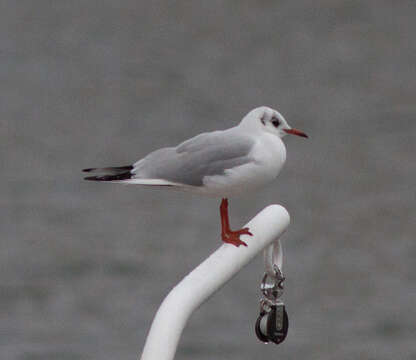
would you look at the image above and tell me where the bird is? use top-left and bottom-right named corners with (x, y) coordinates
top-left (83, 106), bottom-right (307, 247)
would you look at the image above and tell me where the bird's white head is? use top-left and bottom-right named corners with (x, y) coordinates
top-left (239, 106), bottom-right (308, 139)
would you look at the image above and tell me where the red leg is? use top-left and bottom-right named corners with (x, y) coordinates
top-left (219, 198), bottom-right (252, 247)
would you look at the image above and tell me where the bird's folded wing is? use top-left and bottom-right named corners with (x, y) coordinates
top-left (133, 131), bottom-right (255, 186)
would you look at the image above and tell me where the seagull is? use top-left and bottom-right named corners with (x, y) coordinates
top-left (83, 106), bottom-right (307, 247)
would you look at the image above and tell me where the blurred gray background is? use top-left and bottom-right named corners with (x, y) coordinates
top-left (1, 1), bottom-right (415, 359)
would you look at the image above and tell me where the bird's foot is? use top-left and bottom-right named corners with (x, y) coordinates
top-left (221, 227), bottom-right (253, 247)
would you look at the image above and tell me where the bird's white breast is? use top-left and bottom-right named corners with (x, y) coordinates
top-left (250, 132), bottom-right (287, 184)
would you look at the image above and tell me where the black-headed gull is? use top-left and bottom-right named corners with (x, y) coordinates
top-left (83, 106), bottom-right (307, 247)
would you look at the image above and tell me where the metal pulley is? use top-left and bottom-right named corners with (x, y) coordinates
top-left (255, 240), bottom-right (289, 345)
top-left (255, 301), bottom-right (289, 344)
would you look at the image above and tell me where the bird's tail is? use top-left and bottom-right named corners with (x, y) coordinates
top-left (83, 165), bottom-right (134, 181)
top-left (82, 165), bottom-right (177, 186)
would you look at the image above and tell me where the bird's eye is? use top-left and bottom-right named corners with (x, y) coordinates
top-left (260, 116), bottom-right (266, 125)
top-left (271, 118), bottom-right (280, 127)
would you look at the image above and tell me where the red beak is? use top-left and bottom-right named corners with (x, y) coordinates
top-left (284, 128), bottom-right (308, 138)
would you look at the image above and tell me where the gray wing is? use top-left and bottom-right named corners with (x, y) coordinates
top-left (132, 131), bottom-right (255, 186)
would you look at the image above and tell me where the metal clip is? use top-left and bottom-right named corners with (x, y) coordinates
top-left (260, 265), bottom-right (285, 304)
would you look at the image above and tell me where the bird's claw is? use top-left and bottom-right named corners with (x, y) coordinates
top-left (222, 227), bottom-right (253, 247)
top-left (234, 227), bottom-right (253, 236)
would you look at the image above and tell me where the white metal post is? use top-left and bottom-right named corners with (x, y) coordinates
top-left (139, 204), bottom-right (290, 360)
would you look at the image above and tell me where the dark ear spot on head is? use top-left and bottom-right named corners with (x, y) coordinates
top-left (260, 115), bottom-right (266, 125)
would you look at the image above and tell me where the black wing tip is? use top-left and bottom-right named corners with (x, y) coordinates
top-left (84, 172), bottom-right (133, 182)
top-left (82, 165), bottom-right (133, 173)
top-left (82, 165), bottom-right (134, 181)
top-left (84, 176), bottom-right (102, 181)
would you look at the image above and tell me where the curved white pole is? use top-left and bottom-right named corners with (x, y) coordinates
top-left (139, 204), bottom-right (290, 360)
